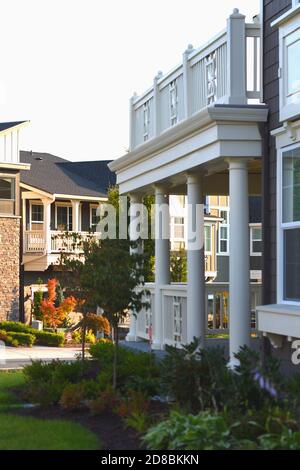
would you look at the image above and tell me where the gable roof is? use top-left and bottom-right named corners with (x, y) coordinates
top-left (20, 151), bottom-right (116, 199)
top-left (0, 121), bottom-right (28, 133)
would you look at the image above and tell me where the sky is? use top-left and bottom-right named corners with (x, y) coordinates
top-left (0, 0), bottom-right (260, 162)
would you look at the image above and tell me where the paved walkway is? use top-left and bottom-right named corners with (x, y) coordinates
top-left (0, 346), bottom-right (83, 370)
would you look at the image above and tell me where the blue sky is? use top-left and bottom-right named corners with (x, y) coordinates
top-left (0, 0), bottom-right (260, 161)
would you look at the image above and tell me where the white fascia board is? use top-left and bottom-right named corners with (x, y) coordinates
top-left (0, 121), bottom-right (30, 136)
top-left (109, 106), bottom-right (268, 174)
top-left (54, 194), bottom-right (107, 202)
top-left (20, 183), bottom-right (53, 199)
top-left (0, 162), bottom-right (31, 171)
top-left (271, 4), bottom-right (300, 28)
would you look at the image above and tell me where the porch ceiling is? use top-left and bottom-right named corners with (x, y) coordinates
top-left (110, 105), bottom-right (268, 196)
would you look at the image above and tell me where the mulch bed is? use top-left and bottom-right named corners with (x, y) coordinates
top-left (15, 405), bottom-right (144, 450)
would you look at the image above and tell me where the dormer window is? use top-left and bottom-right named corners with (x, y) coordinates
top-left (143, 101), bottom-right (150, 142)
top-left (169, 80), bottom-right (178, 126)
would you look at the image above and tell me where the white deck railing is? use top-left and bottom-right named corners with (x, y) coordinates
top-left (24, 230), bottom-right (100, 254)
top-left (136, 282), bottom-right (262, 347)
top-left (130, 11), bottom-right (261, 150)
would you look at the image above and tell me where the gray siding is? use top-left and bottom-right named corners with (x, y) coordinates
top-left (262, 0), bottom-right (292, 305)
top-left (81, 202), bottom-right (91, 232)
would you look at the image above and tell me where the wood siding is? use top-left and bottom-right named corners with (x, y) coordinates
top-left (262, 0), bottom-right (292, 304)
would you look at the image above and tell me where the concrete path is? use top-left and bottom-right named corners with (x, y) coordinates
top-left (0, 346), bottom-right (84, 370)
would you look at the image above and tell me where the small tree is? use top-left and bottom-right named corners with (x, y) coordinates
top-left (32, 278), bottom-right (44, 321)
top-left (40, 279), bottom-right (77, 330)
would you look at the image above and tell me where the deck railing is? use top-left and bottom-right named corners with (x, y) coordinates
top-left (24, 230), bottom-right (100, 254)
top-left (130, 10), bottom-right (261, 150)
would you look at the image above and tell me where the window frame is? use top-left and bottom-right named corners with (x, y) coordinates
top-left (278, 142), bottom-right (300, 305)
top-left (29, 201), bottom-right (44, 229)
top-left (250, 224), bottom-right (262, 256)
top-left (218, 207), bottom-right (230, 256)
top-left (90, 204), bottom-right (100, 232)
top-left (204, 224), bottom-right (212, 255)
top-left (0, 175), bottom-right (16, 216)
top-left (55, 203), bottom-right (73, 232)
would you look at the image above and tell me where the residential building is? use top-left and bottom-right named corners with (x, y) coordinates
top-left (0, 122), bottom-right (30, 321)
top-left (20, 151), bottom-right (115, 322)
top-left (257, 0), bottom-right (300, 369)
top-left (109, 8), bottom-right (267, 363)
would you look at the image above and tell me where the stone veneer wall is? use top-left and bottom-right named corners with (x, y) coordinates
top-left (0, 217), bottom-right (20, 321)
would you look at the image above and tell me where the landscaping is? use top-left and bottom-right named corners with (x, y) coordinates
top-left (2, 339), bottom-right (300, 450)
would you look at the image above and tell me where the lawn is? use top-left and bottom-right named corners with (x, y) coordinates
top-left (0, 371), bottom-right (100, 450)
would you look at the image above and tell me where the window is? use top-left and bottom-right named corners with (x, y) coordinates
top-left (205, 225), bottom-right (212, 254)
top-left (30, 203), bottom-right (44, 231)
top-left (250, 226), bottom-right (262, 255)
top-left (143, 101), bottom-right (150, 142)
top-left (56, 205), bottom-right (72, 231)
top-left (90, 206), bottom-right (100, 232)
top-left (218, 207), bottom-right (229, 254)
top-left (287, 29), bottom-right (300, 96)
top-left (169, 80), bottom-right (178, 126)
top-left (281, 145), bottom-right (300, 302)
top-left (278, 16), bottom-right (300, 121)
top-left (173, 217), bottom-right (185, 240)
top-left (0, 177), bottom-right (15, 215)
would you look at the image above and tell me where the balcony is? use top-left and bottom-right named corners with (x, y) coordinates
top-left (129, 9), bottom-right (261, 150)
top-left (24, 231), bottom-right (100, 254)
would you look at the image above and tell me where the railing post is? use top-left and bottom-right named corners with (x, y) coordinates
top-left (183, 45), bottom-right (194, 119)
top-left (129, 93), bottom-right (137, 151)
top-left (226, 8), bottom-right (247, 105)
top-left (153, 71), bottom-right (163, 138)
top-left (42, 198), bottom-right (52, 254)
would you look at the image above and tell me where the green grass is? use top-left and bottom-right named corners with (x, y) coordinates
top-left (0, 371), bottom-right (100, 450)
top-left (0, 414), bottom-right (100, 450)
top-left (0, 371), bottom-right (25, 407)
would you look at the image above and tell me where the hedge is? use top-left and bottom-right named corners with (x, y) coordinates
top-left (34, 331), bottom-right (65, 347)
top-left (0, 322), bottom-right (64, 347)
top-left (8, 332), bottom-right (36, 347)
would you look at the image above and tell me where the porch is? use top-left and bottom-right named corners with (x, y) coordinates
top-left (109, 9), bottom-right (268, 363)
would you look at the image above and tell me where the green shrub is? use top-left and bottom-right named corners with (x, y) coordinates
top-left (0, 329), bottom-right (19, 347)
top-left (7, 332), bottom-right (35, 347)
top-left (0, 321), bottom-right (64, 347)
top-left (34, 331), bottom-right (64, 347)
top-left (0, 321), bottom-right (31, 334)
top-left (59, 383), bottom-right (85, 411)
top-left (90, 342), bottom-right (160, 395)
top-left (143, 411), bottom-right (241, 450)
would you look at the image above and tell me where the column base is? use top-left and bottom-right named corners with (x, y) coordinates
top-left (125, 334), bottom-right (144, 343)
top-left (151, 341), bottom-right (164, 351)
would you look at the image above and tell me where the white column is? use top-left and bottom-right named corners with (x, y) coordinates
top-left (22, 197), bottom-right (26, 253)
top-left (187, 174), bottom-right (206, 347)
top-left (42, 199), bottom-right (52, 253)
top-left (226, 9), bottom-right (247, 105)
top-left (72, 200), bottom-right (80, 232)
top-left (228, 159), bottom-right (250, 366)
top-left (153, 185), bottom-right (170, 350)
top-left (126, 193), bottom-right (144, 342)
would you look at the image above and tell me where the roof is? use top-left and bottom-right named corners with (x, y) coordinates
top-left (20, 151), bottom-right (116, 199)
top-left (0, 121), bottom-right (28, 133)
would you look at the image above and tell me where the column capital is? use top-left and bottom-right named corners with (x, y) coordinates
top-left (154, 184), bottom-right (169, 196)
top-left (129, 193), bottom-right (144, 204)
top-left (186, 172), bottom-right (203, 185)
top-left (226, 158), bottom-right (249, 170)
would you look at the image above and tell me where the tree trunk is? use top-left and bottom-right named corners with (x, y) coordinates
top-left (112, 326), bottom-right (119, 390)
top-left (82, 315), bottom-right (86, 362)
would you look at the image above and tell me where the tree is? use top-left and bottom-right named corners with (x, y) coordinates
top-left (40, 279), bottom-right (77, 330)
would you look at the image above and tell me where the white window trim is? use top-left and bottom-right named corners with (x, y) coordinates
top-left (250, 223), bottom-right (262, 257)
top-left (29, 201), bottom-right (44, 230)
top-left (55, 202), bottom-right (72, 232)
top-left (277, 142), bottom-right (300, 306)
top-left (278, 10), bottom-right (300, 122)
top-left (204, 224), bottom-right (212, 255)
top-left (90, 204), bottom-right (99, 231)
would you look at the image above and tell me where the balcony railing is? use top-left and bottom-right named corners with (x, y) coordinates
top-left (136, 282), bottom-right (261, 346)
top-left (24, 230), bottom-right (100, 254)
top-left (130, 10), bottom-right (261, 150)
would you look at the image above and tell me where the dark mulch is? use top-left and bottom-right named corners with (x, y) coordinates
top-left (15, 405), bottom-right (144, 450)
